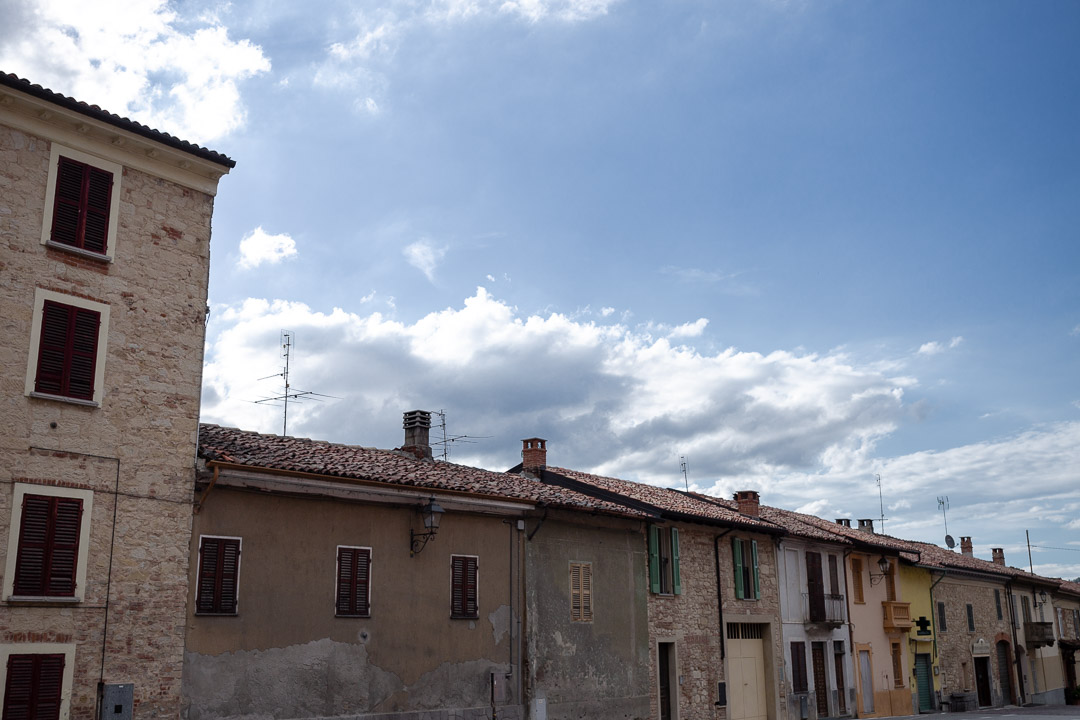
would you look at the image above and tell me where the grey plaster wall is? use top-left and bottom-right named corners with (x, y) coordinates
top-left (524, 513), bottom-right (650, 720)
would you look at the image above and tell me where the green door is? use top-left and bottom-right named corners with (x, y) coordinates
top-left (915, 654), bottom-right (933, 712)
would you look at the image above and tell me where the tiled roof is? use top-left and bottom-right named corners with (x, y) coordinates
top-left (756, 505), bottom-right (854, 544)
top-left (1, 72), bottom-right (235, 168)
top-left (198, 424), bottom-right (643, 517)
top-left (543, 467), bottom-right (782, 532)
top-left (786, 513), bottom-right (922, 560)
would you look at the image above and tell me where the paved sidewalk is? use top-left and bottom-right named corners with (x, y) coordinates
top-left (885, 706), bottom-right (1080, 720)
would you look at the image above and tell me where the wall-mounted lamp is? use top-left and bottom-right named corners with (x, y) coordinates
top-left (1036, 590), bottom-right (1049, 606)
top-left (868, 556), bottom-right (892, 586)
top-left (410, 497), bottom-right (445, 557)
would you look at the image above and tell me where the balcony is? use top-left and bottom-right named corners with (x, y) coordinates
top-left (1024, 621), bottom-right (1055, 648)
top-left (802, 592), bottom-right (846, 626)
top-left (882, 601), bottom-right (913, 632)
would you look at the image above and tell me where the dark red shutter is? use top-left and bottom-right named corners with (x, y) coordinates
top-left (336, 548), bottom-right (370, 616)
top-left (3, 654), bottom-right (65, 720)
top-left (13, 495), bottom-right (81, 597)
top-left (50, 157), bottom-right (111, 254)
top-left (35, 302), bottom-right (99, 401)
top-left (451, 556), bottom-right (477, 618)
top-left (464, 557), bottom-right (477, 617)
top-left (197, 538), bottom-right (240, 614)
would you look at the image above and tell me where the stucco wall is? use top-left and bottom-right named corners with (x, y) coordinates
top-left (0, 117), bottom-right (216, 719)
top-left (184, 486), bottom-right (522, 720)
top-left (524, 511), bottom-right (650, 720)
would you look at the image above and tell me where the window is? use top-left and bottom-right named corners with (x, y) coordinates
top-left (196, 536), bottom-right (241, 615)
top-left (966, 604), bottom-right (975, 632)
top-left (3, 484), bottom-right (93, 601)
top-left (828, 554), bottom-right (840, 594)
top-left (851, 558), bottom-right (865, 603)
top-left (791, 642), bottom-right (808, 692)
top-left (891, 643), bottom-right (903, 687)
top-left (1021, 595), bottom-right (1032, 624)
top-left (335, 546), bottom-right (371, 617)
top-left (1, 653), bottom-right (64, 720)
top-left (570, 562), bottom-right (593, 622)
top-left (648, 526), bottom-right (681, 595)
top-left (994, 589), bottom-right (1003, 620)
top-left (40, 144), bottom-right (121, 260)
top-left (25, 289), bottom-right (110, 406)
top-left (1073, 609), bottom-right (1080, 638)
top-left (451, 555), bottom-right (478, 619)
top-left (884, 560), bottom-right (896, 601)
top-left (732, 537), bottom-right (759, 600)
top-left (937, 601), bottom-right (947, 631)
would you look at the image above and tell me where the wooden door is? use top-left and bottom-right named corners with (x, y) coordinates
top-left (812, 642), bottom-right (829, 717)
top-left (806, 552), bottom-right (825, 622)
top-left (996, 641), bottom-right (1014, 705)
top-left (975, 657), bottom-right (992, 707)
top-left (728, 625), bottom-right (768, 720)
top-left (915, 653), bottom-right (933, 712)
top-left (858, 649), bottom-right (875, 714)
top-left (834, 650), bottom-right (847, 715)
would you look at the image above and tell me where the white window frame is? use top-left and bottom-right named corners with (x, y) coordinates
top-left (24, 288), bottom-right (111, 407)
top-left (3, 483), bottom-right (94, 602)
top-left (0, 643), bottom-right (77, 720)
top-left (335, 545), bottom-right (372, 617)
top-left (40, 143), bottom-right (122, 262)
top-left (196, 535), bottom-right (243, 615)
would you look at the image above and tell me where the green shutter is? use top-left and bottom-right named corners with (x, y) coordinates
top-left (751, 539), bottom-right (760, 599)
top-left (671, 528), bottom-right (681, 595)
top-left (733, 537), bottom-right (744, 599)
top-left (648, 525), bottom-right (660, 593)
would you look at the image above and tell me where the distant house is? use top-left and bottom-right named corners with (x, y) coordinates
top-left (187, 414), bottom-right (646, 720)
top-left (0, 73), bottom-right (232, 719)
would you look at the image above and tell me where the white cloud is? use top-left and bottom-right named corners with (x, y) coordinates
top-left (795, 499), bottom-right (828, 515)
top-left (0, 0), bottom-right (270, 143)
top-left (486, 274), bottom-right (496, 282)
top-left (918, 336), bottom-right (964, 356)
top-left (1071, 324), bottom-right (1080, 337)
top-left (669, 318), bottom-right (709, 339)
top-left (238, 227), bottom-right (298, 270)
top-left (404, 239), bottom-right (446, 282)
top-left (600, 307), bottom-right (615, 317)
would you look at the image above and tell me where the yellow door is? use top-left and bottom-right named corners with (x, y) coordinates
top-left (728, 624), bottom-right (768, 720)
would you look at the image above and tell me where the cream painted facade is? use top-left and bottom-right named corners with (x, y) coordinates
top-left (0, 75), bottom-right (230, 719)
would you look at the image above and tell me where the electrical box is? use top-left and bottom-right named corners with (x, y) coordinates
top-left (490, 672), bottom-right (507, 703)
top-left (715, 682), bottom-right (727, 707)
top-left (530, 692), bottom-right (548, 720)
top-left (99, 683), bottom-right (133, 720)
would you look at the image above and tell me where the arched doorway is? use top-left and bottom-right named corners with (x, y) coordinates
top-left (996, 640), bottom-right (1015, 706)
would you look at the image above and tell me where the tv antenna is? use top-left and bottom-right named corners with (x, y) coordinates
top-left (431, 409), bottom-right (490, 462)
top-left (680, 456), bottom-right (689, 492)
top-left (253, 331), bottom-right (339, 435)
top-left (937, 496), bottom-right (951, 546)
top-left (876, 474), bottom-right (888, 534)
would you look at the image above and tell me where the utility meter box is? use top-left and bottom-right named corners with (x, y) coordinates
top-left (99, 683), bottom-right (133, 720)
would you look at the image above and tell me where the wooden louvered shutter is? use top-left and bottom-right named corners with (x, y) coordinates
top-left (3, 654), bottom-right (65, 720)
top-left (570, 562), bottom-right (593, 622)
top-left (732, 537), bottom-right (745, 599)
top-left (647, 526), bottom-right (660, 594)
top-left (67, 308), bottom-right (99, 400)
top-left (580, 563), bottom-right (592, 621)
top-left (336, 548), bottom-right (370, 616)
top-left (35, 302), bottom-right (99, 400)
top-left (570, 563), bottom-right (582, 620)
top-left (50, 157), bottom-right (112, 254)
top-left (751, 539), bottom-right (760, 599)
top-left (851, 558), bottom-right (864, 603)
top-left (451, 556), bottom-right (477, 618)
top-left (670, 528), bottom-right (681, 595)
top-left (197, 538), bottom-right (240, 614)
top-left (13, 495), bottom-right (81, 597)
top-left (34, 303), bottom-right (72, 397)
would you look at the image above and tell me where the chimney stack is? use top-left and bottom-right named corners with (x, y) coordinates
top-left (857, 519), bottom-right (875, 533)
top-left (734, 490), bottom-right (760, 518)
top-left (960, 536), bottom-right (973, 557)
top-left (836, 519), bottom-right (852, 528)
top-left (522, 438), bottom-right (547, 472)
top-left (401, 410), bottom-right (432, 460)
top-left (992, 548), bottom-right (1005, 565)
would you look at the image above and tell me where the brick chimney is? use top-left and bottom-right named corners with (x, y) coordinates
top-left (734, 490), bottom-right (760, 517)
top-left (857, 519), bottom-right (875, 533)
top-left (960, 536), bottom-right (973, 557)
top-left (992, 548), bottom-right (1005, 566)
top-left (522, 438), bottom-right (547, 472)
top-left (401, 410), bottom-right (432, 460)
top-left (836, 519), bottom-right (852, 528)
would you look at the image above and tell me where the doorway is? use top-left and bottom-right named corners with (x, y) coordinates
top-left (728, 624), bottom-right (768, 720)
top-left (858, 648), bottom-right (875, 715)
top-left (974, 657), bottom-right (992, 707)
top-left (914, 654), bottom-right (933, 712)
top-left (812, 642), bottom-right (829, 717)
top-left (834, 646), bottom-right (847, 715)
top-left (658, 642), bottom-right (676, 720)
top-left (996, 641), bottom-right (1015, 706)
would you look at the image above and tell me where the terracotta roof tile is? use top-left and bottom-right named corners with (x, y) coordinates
top-left (198, 424), bottom-right (644, 517)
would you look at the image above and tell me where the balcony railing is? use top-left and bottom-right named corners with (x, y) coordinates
top-left (1024, 621), bottom-right (1055, 648)
top-left (882, 601), bottom-right (913, 632)
top-left (802, 592), bottom-right (846, 625)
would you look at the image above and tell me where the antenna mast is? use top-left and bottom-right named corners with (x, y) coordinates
top-left (876, 474), bottom-right (887, 534)
top-left (937, 495), bottom-right (950, 538)
top-left (253, 331), bottom-right (339, 435)
top-left (430, 410), bottom-right (489, 462)
top-left (680, 456), bottom-right (689, 492)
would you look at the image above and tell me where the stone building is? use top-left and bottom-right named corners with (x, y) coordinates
top-left (0, 73), bottom-right (232, 719)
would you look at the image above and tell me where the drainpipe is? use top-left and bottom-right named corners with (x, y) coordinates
top-left (714, 530), bottom-right (734, 659)
top-left (1007, 580), bottom-right (1026, 705)
top-left (843, 548), bottom-right (857, 718)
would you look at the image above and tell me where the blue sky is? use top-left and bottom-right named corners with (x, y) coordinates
top-left (3, 0), bottom-right (1078, 576)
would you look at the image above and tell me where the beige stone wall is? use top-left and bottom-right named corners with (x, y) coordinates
top-left (933, 576), bottom-right (1014, 707)
top-left (0, 116), bottom-right (218, 719)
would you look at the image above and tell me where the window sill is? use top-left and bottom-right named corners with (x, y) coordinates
top-left (336, 613), bottom-right (371, 619)
top-left (46, 240), bottom-right (113, 263)
top-left (450, 614), bottom-right (479, 620)
top-left (28, 392), bottom-right (100, 408)
top-left (195, 611), bottom-right (238, 616)
top-left (6, 596), bottom-right (82, 604)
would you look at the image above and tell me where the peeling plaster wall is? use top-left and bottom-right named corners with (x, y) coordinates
top-left (184, 487), bottom-right (523, 720)
top-left (524, 512), bottom-right (650, 720)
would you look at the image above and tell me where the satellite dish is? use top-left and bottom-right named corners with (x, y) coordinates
top-left (945, 535), bottom-right (956, 549)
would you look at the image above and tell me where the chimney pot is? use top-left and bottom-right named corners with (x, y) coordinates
top-left (836, 518), bottom-right (852, 528)
top-left (857, 518), bottom-right (875, 533)
top-left (734, 490), bottom-right (760, 517)
top-left (960, 536), bottom-right (973, 557)
top-left (522, 438), bottom-right (547, 472)
top-left (992, 548), bottom-right (1005, 566)
top-left (401, 410), bottom-right (432, 460)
